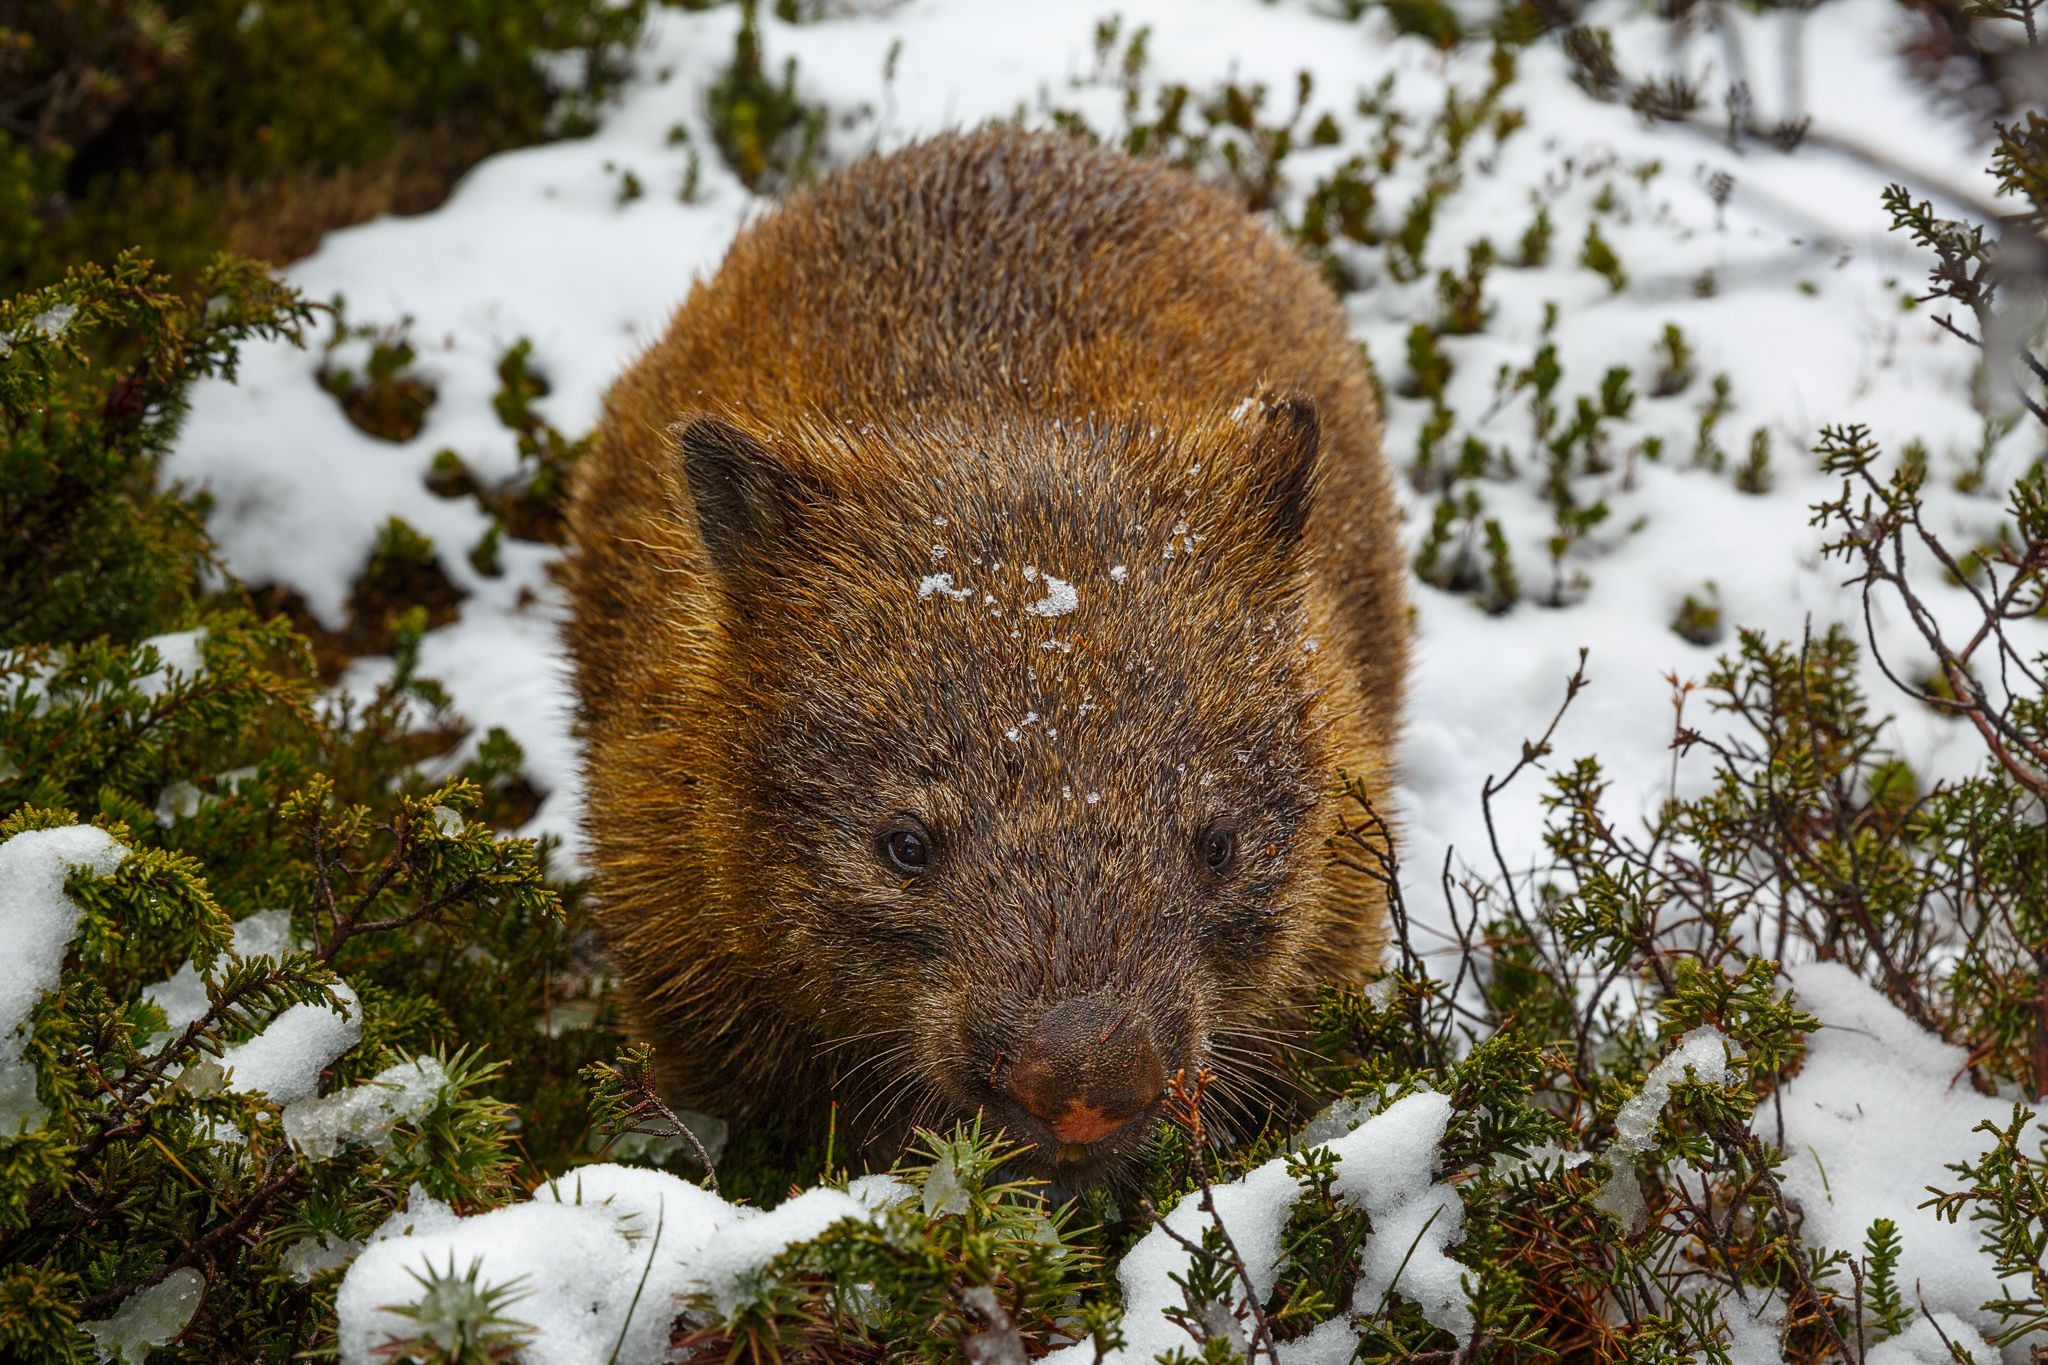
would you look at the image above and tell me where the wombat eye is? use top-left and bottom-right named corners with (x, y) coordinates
top-left (1200, 822), bottom-right (1238, 876)
top-left (880, 818), bottom-right (933, 876)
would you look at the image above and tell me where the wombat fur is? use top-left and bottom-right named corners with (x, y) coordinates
top-left (564, 128), bottom-right (1407, 1184)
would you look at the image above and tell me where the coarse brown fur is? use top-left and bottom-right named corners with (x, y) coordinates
top-left (564, 128), bottom-right (1408, 1185)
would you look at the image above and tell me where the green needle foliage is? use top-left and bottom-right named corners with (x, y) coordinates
top-left (0, 253), bottom-right (309, 648)
top-left (0, 257), bottom-right (613, 1361)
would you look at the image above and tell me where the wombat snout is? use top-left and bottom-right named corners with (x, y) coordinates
top-left (1000, 993), bottom-right (1168, 1146)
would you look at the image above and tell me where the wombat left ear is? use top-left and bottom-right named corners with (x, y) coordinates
top-left (672, 414), bottom-right (817, 581)
top-left (1243, 392), bottom-right (1320, 548)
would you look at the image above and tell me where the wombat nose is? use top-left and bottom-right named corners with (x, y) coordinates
top-left (1004, 995), bottom-right (1166, 1145)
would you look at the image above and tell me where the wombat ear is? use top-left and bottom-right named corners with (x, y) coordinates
top-left (1241, 392), bottom-right (1320, 549)
top-left (673, 414), bottom-right (816, 580)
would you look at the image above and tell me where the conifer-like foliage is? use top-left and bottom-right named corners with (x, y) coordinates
top-left (0, 261), bottom-right (611, 1360)
top-left (0, 0), bottom-right (649, 290)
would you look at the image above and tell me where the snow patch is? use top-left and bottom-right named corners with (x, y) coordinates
top-left (216, 980), bottom-right (362, 1105)
top-left (283, 1233), bottom-right (366, 1283)
top-left (0, 824), bottom-right (128, 1134)
top-left (1328, 1090), bottom-right (1471, 1339)
top-left (153, 781), bottom-right (204, 828)
top-left (143, 909), bottom-right (295, 1036)
top-left (81, 1268), bottom-right (203, 1364)
top-left (1864, 1313), bottom-right (1997, 1364)
top-left (1056, 1090), bottom-right (1469, 1362)
top-left (1772, 962), bottom-right (2028, 1350)
top-left (285, 1056), bottom-right (449, 1159)
top-left (1596, 1026), bottom-right (1734, 1230)
top-left (135, 629), bottom-right (207, 699)
top-left (336, 1165), bottom-right (900, 1365)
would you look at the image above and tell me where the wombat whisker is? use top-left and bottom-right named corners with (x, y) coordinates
top-left (1200, 1048), bottom-right (1301, 1122)
top-left (1202, 1069), bottom-right (1286, 1127)
top-left (907, 1092), bottom-right (953, 1144)
top-left (850, 1058), bottom-right (940, 1138)
top-left (1209, 1020), bottom-right (1306, 1049)
top-left (1209, 1060), bottom-right (1299, 1111)
top-left (1205, 1032), bottom-right (1293, 1071)
top-left (1204, 1037), bottom-right (1285, 1068)
top-left (822, 1035), bottom-right (918, 1073)
top-left (815, 1025), bottom-right (915, 1058)
top-left (832, 1042), bottom-right (921, 1094)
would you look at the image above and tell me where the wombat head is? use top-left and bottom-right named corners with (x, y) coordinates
top-left (675, 396), bottom-right (1349, 1185)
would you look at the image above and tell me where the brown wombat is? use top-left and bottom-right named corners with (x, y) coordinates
top-left (564, 128), bottom-right (1406, 1184)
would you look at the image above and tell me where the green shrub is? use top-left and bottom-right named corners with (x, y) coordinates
top-left (0, 258), bottom-right (616, 1360)
top-left (0, 0), bottom-right (650, 291)
top-left (0, 253), bottom-right (309, 649)
top-left (705, 0), bottom-right (826, 193)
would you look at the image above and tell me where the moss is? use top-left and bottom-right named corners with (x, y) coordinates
top-left (1671, 589), bottom-right (1724, 647)
top-left (318, 320), bottom-right (436, 444)
top-left (1578, 220), bottom-right (1627, 292)
top-left (705, 0), bottom-right (827, 195)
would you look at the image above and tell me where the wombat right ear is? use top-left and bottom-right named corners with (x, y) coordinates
top-left (673, 415), bottom-right (814, 581)
top-left (1244, 392), bottom-right (1320, 550)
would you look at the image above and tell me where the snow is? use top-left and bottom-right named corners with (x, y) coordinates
top-left (1597, 1026), bottom-right (1737, 1230)
top-left (143, 908), bottom-right (294, 1034)
top-left (152, 780), bottom-right (203, 828)
top-left (1717, 1290), bottom-right (1786, 1365)
top-left (686, 1182), bottom-right (887, 1315)
top-left (1866, 1314), bottom-right (1998, 1365)
top-left (81, 1268), bottom-right (203, 1364)
top-left (133, 886), bottom-right (348, 1107)
top-left (917, 570), bottom-right (973, 601)
top-left (1328, 1089), bottom-right (1471, 1339)
top-left (1023, 572), bottom-right (1080, 618)
top-left (336, 1164), bottom-right (904, 1365)
top-left (1770, 962), bottom-right (2027, 1353)
top-left (32, 303), bottom-right (77, 338)
top-left (283, 1233), bottom-right (365, 1283)
top-left (134, 629), bottom-right (206, 699)
top-left (0, 824), bottom-right (128, 1134)
top-left (1051, 1089), bottom-right (1468, 1362)
top-left (284, 1056), bottom-right (449, 1159)
top-left (215, 980), bottom-right (361, 1105)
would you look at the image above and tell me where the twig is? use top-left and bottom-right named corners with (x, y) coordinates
top-left (1161, 1067), bottom-right (1279, 1362)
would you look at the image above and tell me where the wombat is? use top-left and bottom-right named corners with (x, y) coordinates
top-left (564, 128), bottom-right (1407, 1185)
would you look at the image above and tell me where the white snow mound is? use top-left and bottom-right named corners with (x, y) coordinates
top-left (0, 824), bottom-right (128, 1134)
top-left (335, 1164), bottom-right (909, 1365)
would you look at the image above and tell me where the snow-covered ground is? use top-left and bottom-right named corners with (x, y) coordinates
top-left (169, 0), bottom-right (2023, 898)
top-left (153, 0), bottom-right (2041, 1357)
